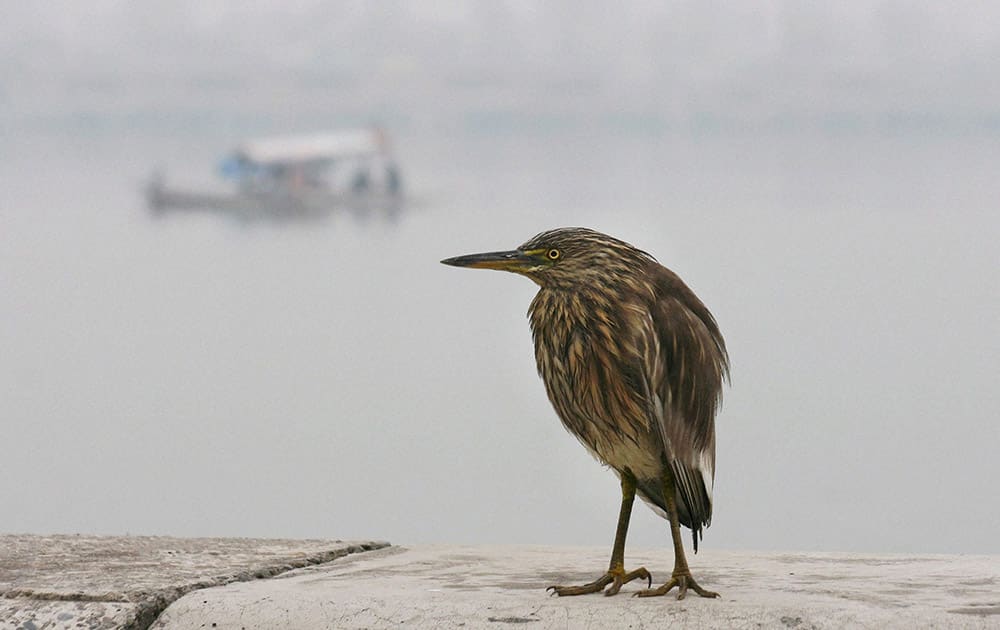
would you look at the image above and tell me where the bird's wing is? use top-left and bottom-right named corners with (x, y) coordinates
top-left (634, 282), bottom-right (728, 549)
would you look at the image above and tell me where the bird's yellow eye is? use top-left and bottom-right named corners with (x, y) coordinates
top-left (547, 249), bottom-right (561, 260)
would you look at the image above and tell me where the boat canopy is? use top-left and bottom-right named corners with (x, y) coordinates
top-left (234, 129), bottom-right (388, 166)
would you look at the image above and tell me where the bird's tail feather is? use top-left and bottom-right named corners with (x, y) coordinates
top-left (635, 464), bottom-right (712, 552)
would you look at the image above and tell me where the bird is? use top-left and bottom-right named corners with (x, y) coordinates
top-left (441, 227), bottom-right (729, 599)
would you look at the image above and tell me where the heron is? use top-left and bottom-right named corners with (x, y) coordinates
top-left (441, 227), bottom-right (729, 599)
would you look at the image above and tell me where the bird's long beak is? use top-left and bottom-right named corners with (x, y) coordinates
top-left (441, 250), bottom-right (536, 272)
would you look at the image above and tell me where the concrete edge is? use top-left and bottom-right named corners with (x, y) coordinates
top-left (3, 540), bottom-right (390, 630)
top-left (132, 540), bottom-right (391, 630)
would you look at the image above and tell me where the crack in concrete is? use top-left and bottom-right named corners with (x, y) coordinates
top-left (131, 541), bottom-right (390, 630)
top-left (2, 541), bottom-right (390, 630)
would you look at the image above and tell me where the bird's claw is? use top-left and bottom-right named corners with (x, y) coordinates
top-left (548, 567), bottom-right (652, 596)
top-left (633, 570), bottom-right (719, 600)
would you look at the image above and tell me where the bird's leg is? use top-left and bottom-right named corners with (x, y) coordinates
top-left (548, 473), bottom-right (651, 596)
top-left (634, 468), bottom-right (719, 600)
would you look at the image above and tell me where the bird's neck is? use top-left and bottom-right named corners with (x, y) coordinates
top-left (529, 286), bottom-right (585, 328)
top-left (528, 285), bottom-right (620, 346)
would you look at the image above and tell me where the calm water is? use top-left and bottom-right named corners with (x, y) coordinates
top-left (2, 123), bottom-right (998, 554)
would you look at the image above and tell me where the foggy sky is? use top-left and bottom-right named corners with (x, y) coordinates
top-left (4, 2), bottom-right (1000, 127)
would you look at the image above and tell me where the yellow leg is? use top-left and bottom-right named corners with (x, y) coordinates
top-left (634, 467), bottom-right (719, 600)
top-left (548, 472), bottom-right (652, 596)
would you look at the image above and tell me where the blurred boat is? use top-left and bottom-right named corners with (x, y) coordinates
top-left (146, 128), bottom-right (404, 221)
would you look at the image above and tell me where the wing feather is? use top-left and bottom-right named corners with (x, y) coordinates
top-left (635, 266), bottom-right (729, 550)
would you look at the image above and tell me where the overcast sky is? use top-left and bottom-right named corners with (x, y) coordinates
top-left (4, 1), bottom-right (1000, 125)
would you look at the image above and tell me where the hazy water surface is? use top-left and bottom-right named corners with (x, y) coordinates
top-left (2, 123), bottom-right (997, 554)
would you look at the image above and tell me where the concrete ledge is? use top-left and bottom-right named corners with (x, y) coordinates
top-left (3, 537), bottom-right (997, 629)
top-left (0, 534), bottom-right (389, 630)
top-left (153, 545), bottom-right (999, 629)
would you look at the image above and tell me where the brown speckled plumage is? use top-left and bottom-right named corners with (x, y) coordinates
top-left (521, 228), bottom-right (729, 549)
top-left (442, 227), bottom-right (729, 598)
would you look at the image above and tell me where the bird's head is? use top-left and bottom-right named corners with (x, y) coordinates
top-left (441, 227), bottom-right (653, 289)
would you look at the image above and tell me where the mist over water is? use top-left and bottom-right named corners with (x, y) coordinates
top-left (2, 3), bottom-right (998, 555)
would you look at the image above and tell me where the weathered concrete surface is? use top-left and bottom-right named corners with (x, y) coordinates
top-left (0, 534), bottom-right (389, 630)
top-left (153, 545), bottom-right (1000, 629)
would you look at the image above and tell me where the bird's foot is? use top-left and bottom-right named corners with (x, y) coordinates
top-left (633, 568), bottom-right (719, 600)
top-left (547, 566), bottom-right (652, 596)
